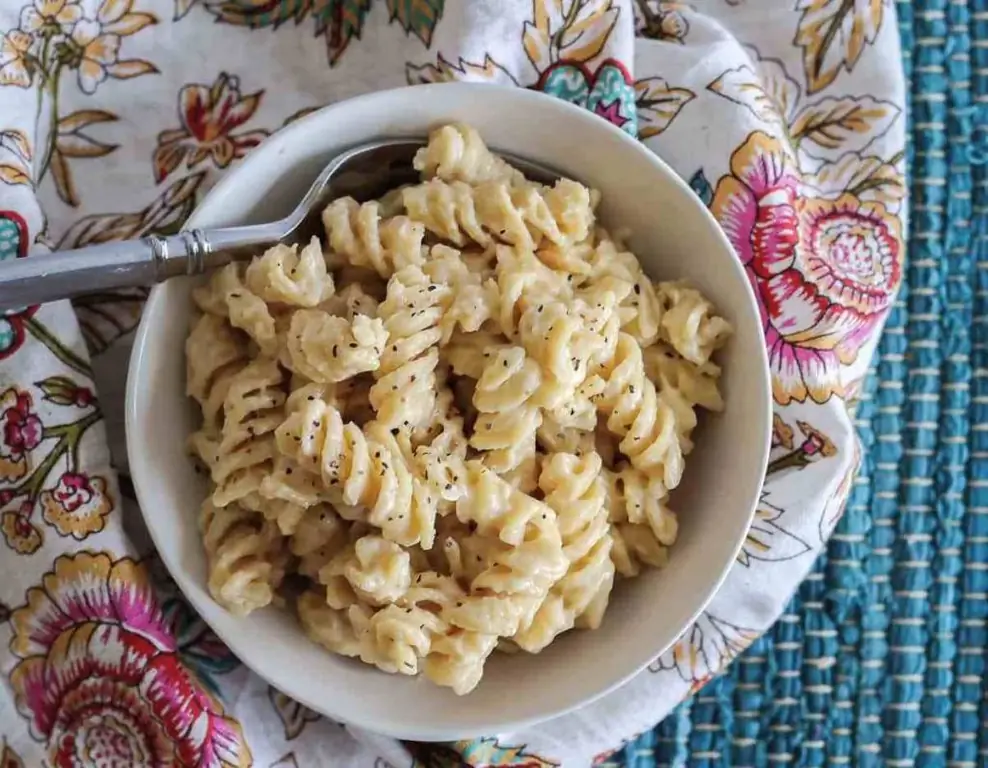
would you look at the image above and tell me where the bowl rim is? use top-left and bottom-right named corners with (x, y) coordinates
top-left (127, 81), bottom-right (772, 740)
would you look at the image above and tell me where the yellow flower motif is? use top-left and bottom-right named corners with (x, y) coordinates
top-left (68, 18), bottom-right (120, 94)
top-left (62, 0), bottom-right (157, 94)
top-left (19, 0), bottom-right (82, 35)
top-left (1, 509), bottom-right (42, 554)
top-left (92, 0), bottom-right (158, 37)
top-left (0, 30), bottom-right (33, 88)
top-left (772, 413), bottom-right (794, 450)
top-left (40, 471), bottom-right (113, 538)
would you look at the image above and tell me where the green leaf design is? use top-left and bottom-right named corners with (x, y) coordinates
top-left (204, 0), bottom-right (312, 28)
top-left (387, 0), bottom-right (445, 46)
top-left (320, 0), bottom-right (373, 63)
top-left (35, 375), bottom-right (85, 406)
top-left (201, 0), bottom-right (371, 64)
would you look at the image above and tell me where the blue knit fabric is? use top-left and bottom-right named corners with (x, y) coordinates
top-left (599, 2), bottom-right (988, 765)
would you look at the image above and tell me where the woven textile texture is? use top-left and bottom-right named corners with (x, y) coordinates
top-left (603, 1), bottom-right (988, 766)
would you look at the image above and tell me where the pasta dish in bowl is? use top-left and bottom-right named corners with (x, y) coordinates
top-left (127, 84), bottom-right (770, 740)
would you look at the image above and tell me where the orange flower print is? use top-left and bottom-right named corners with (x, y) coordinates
top-left (19, 0), bottom-right (82, 35)
top-left (40, 471), bottom-right (113, 538)
top-left (1, 504), bottom-right (43, 554)
top-left (771, 413), bottom-right (794, 450)
top-left (0, 30), bottom-right (32, 87)
top-left (0, 388), bottom-right (42, 482)
top-left (153, 72), bottom-right (268, 183)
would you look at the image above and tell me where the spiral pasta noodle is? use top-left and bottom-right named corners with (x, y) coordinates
top-left (275, 397), bottom-right (438, 548)
top-left (369, 265), bottom-right (449, 432)
top-left (446, 462), bottom-right (567, 639)
top-left (470, 345), bottom-right (543, 473)
top-left (512, 452), bottom-right (614, 651)
top-left (414, 122), bottom-right (524, 186)
top-left (193, 262), bottom-right (279, 354)
top-left (200, 499), bottom-right (287, 616)
top-left (588, 231), bottom-right (663, 347)
top-left (322, 197), bottom-right (425, 278)
top-left (658, 281), bottom-right (732, 365)
top-left (284, 308), bottom-right (387, 383)
top-left (186, 313), bottom-right (248, 435)
top-left (244, 238), bottom-right (335, 308)
top-left (588, 332), bottom-right (686, 490)
top-left (208, 357), bottom-right (286, 508)
top-left (320, 534), bottom-right (412, 606)
top-left (403, 177), bottom-right (594, 252)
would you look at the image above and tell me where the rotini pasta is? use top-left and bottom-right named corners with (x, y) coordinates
top-left (657, 281), bottom-right (732, 365)
top-left (322, 197), bottom-right (425, 277)
top-left (512, 452), bottom-right (613, 651)
top-left (186, 313), bottom-right (248, 434)
top-left (193, 262), bottom-right (279, 354)
top-left (275, 398), bottom-right (438, 549)
top-left (470, 346), bottom-right (543, 473)
top-left (244, 238), bottom-right (335, 308)
top-left (208, 356), bottom-right (286, 508)
top-left (369, 264), bottom-right (449, 432)
top-left (284, 309), bottom-right (387, 383)
top-left (587, 333), bottom-right (686, 490)
top-left (185, 121), bottom-right (731, 694)
top-left (403, 177), bottom-right (594, 252)
top-left (414, 122), bottom-right (524, 186)
top-left (200, 499), bottom-right (287, 616)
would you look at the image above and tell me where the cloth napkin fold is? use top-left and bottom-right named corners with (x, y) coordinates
top-left (0, 1), bottom-right (905, 766)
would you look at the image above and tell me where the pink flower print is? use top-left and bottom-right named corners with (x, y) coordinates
top-left (711, 132), bottom-right (902, 404)
top-left (0, 388), bottom-right (42, 481)
top-left (8, 553), bottom-right (252, 767)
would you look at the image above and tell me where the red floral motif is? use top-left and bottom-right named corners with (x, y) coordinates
top-left (1, 502), bottom-right (42, 554)
top-left (52, 471), bottom-right (92, 511)
top-left (9, 552), bottom-right (252, 767)
top-left (0, 388), bottom-right (41, 482)
top-left (710, 132), bottom-right (902, 404)
top-left (153, 72), bottom-right (268, 183)
top-left (41, 471), bottom-right (113, 538)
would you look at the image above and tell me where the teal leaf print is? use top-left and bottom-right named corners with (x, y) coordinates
top-left (387, 0), bottom-right (445, 46)
top-left (688, 169), bottom-right (713, 206)
top-left (318, 0), bottom-right (373, 62)
top-left (201, 0), bottom-right (373, 65)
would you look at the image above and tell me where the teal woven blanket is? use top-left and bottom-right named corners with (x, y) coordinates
top-left (606, 2), bottom-right (988, 765)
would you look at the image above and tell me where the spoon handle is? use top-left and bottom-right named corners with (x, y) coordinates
top-left (0, 226), bottom-right (280, 311)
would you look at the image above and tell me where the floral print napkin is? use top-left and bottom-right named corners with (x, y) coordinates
top-left (0, 1), bottom-right (905, 766)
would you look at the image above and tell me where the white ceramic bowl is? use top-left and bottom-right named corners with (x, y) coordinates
top-left (127, 83), bottom-right (771, 741)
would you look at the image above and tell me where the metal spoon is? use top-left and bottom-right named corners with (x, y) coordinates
top-left (0, 139), bottom-right (561, 311)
